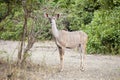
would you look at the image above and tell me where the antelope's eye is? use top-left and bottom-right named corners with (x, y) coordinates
top-left (53, 17), bottom-right (56, 19)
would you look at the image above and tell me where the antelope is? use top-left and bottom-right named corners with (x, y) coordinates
top-left (44, 13), bottom-right (88, 71)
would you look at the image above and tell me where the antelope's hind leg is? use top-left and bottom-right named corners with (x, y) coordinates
top-left (79, 44), bottom-right (86, 71)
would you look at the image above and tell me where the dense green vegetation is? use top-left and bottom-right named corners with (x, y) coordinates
top-left (0, 0), bottom-right (120, 54)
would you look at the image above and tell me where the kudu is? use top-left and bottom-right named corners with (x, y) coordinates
top-left (45, 13), bottom-right (88, 71)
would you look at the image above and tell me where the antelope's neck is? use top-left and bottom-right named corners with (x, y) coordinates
top-left (51, 19), bottom-right (59, 38)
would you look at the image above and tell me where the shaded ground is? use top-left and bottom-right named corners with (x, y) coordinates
top-left (0, 40), bottom-right (120, 80)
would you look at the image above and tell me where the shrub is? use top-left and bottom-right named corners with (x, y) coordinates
top-left (85, 7), bottom-right (120, 54)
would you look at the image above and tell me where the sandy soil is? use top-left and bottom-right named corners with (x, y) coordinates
top-left (0, 40), bottom-right (120, 80)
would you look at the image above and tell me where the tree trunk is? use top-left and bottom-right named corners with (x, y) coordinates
top-left (17, 0), bottom-right (28, 65)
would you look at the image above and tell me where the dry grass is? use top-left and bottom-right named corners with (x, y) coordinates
top-left (0, 57), bottom-right (58, 80)
top-left (0, 41), bottom-right (58, 80)
top-left (0, 41), bottom-right (120, 80)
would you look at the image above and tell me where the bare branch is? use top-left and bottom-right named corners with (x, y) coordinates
top-left (17, 0), bottom-right (28, 65)
top-left (52, 3), bottom-right (59, 16)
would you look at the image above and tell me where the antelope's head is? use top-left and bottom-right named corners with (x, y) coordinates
top-left (44, 13), bottom-right (60, 24)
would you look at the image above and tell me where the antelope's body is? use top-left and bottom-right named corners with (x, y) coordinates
top-left (56, 30), bottom-right (88, 49)
top-left (45, 14), bottom-right (88, 71)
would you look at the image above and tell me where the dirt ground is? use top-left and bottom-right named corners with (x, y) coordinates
top-left (0, 40), bottom-right (120, 80)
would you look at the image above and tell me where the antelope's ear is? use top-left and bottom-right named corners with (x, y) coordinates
top-left (56, 14), bottom-right (60, 19)
top-left (44, 13), bottom-right (49, 18)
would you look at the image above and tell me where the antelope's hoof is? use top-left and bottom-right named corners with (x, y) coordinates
top-left (59, 68), bottom-right (63, 72)
top-left (80, 68), bottom-right (85, 71)
top-left (80, 66), bottom-right (85, 71)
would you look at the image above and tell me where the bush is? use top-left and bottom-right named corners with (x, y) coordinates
top-left (85, 7), bottom-right (120, 54)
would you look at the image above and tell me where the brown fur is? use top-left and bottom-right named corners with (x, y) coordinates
top-left (55, 30), bottom-right (88, 71)
top-left (45, 14), bottom-right (88, 71)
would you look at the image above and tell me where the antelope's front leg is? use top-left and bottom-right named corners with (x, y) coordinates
top-left (60, 52), bottom-right (64, 71)
top-left (80, 52), bottom-right (85, 71)
top-left (58, 47), bottom-right (64, 71)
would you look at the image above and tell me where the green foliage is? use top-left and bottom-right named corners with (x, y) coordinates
top-left (0, 7), bottom-right (23, 40)
top-left (86, 6), bottom-right (120, 54)
top-left (0, 0), bottom-right (120, 54)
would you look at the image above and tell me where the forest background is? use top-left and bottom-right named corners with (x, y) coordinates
top-left (0, 0), bottom-right (120, 55)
